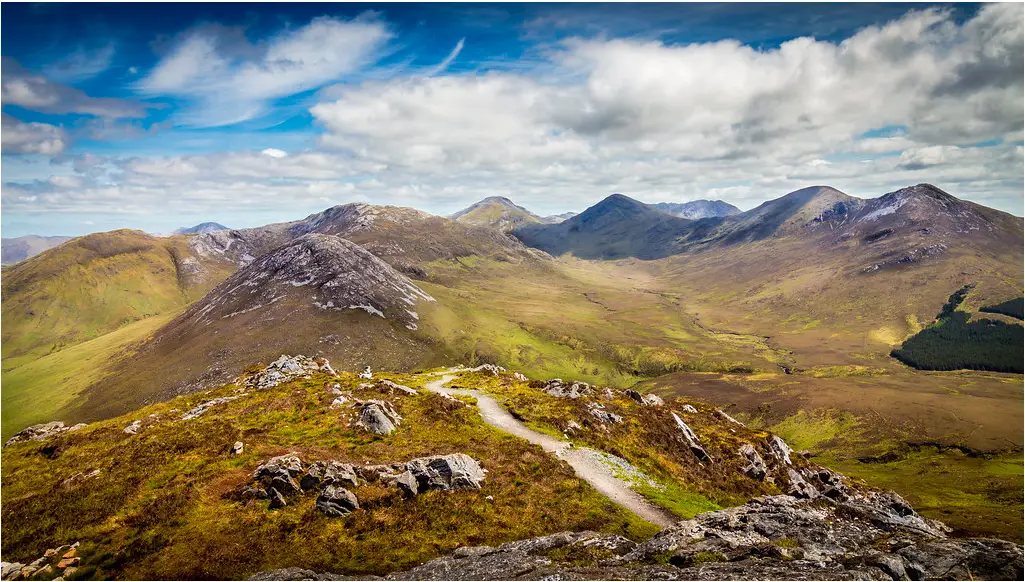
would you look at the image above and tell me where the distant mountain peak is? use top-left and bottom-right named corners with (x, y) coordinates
top-left (652, 200), bottom-right (741, 220)
top-left (173, 222), bottom-right (230, 235)
top-left (450, 196), bottom-right (544, 231)
top-left (183, 233), bottom-right (434, 331)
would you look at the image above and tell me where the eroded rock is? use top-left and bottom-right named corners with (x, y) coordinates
top-left (406, 454), bottom-right (487, 492)
top-left (355, 400), bottom-right (402, 435)
top-left (316, 485), bottom-right (360, 517)
top-left (543, 379), bottom-right (593, 398)
top-left (739, 444), bottom-right (766, 480)
top-left (672, 412), bottom-right (711, 463)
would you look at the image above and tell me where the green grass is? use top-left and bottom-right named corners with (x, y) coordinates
top-left (1, 313), bottom-right (177, 440)
top-left (1, 370), bottom-right (663, 580)
top-left (766, 410), bottom-right (863, 451)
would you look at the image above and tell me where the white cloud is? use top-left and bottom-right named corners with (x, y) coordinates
top-left (423, 38), bottom-right (466, 77)
top-left (43, 44), bottom-right (116, 82)
top-left (3, 4), bottom-right (1023, 224)
top-left (137, 15), bottom-right (393, 126)
top-left (1, 113), bottom-right (67, 155)
top-left (1, 57), bottom-right (148, 118)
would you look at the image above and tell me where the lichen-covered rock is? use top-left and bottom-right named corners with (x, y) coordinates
top-left (586, 402), bottom-right (623, 425)
top-left (405, 454), bottom-right (486, 492)
top-left (717, 409), bottom-right (744, 426)
top-left (230, 441), bottom-right (244, 456)
top-left (512, 372), bottom-right (528, 382)
top-left (379, 380), bottom-right (417, 395)
top-left (394, 471), bottom-right (418, 498)
top-left (4, 421), bottom-right (85, 447)
top-left (542, 379), bottom-right (593, 398)
top-left (786, 468), bottom-right (818, 499)
top-left (355, 400), bottom-right (402, 435)
top-left (316, 485), bottom-right (359, 517)
top-left (253, 453), bottom-right (305, 491)
top-left (739, 443), bottom-right (766, 480)
top-left (302, 461), bottom-right (360, 492)
top-left (672, 412), bottom-right (711, 463)
top-left (267, 487), bottom-right (288, 509)
top-left (768, 435), bottom-right (793, 465)
top-left (463, 363), bottom-right (505, 376)
top-left (680, 404), bottom-right (698, 413)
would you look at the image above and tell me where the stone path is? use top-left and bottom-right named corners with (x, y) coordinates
top-left (425, 373), bottom-right (677, 528)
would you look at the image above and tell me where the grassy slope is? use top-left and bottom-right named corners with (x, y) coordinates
top-left (1, 231), bottom-right (187, 364)
top-left (0, 313), bottom-right (178, 441)
top-left (417, 257), bottom-right (782, 388)
top-left (1, 369), bottom-right (673, 580)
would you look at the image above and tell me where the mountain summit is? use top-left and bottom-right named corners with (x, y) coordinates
top-left (450, 196), bottom-right (545, 231)
top-left (652, 200), bottom-right (741, 219)
top-left (66, 234), bottom-right (444, 420)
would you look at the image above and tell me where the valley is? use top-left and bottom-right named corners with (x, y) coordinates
top-left (1, 183), bottom-right (1021, 580)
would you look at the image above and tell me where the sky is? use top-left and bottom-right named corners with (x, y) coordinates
top-left (1, 2), bottom-right (1022, 237)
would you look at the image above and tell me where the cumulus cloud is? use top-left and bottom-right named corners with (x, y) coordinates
top-left (3, 4), bottom-right (1023, 224)
top-left (137, 15), bottom-right (393, 126)
top-left (1, 57), bottom-right (148, 118)
top-left (1, 113), bottom-right (67, 155)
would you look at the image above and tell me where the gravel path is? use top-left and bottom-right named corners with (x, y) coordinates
top-left (425, 374), bottom-right (678, 528)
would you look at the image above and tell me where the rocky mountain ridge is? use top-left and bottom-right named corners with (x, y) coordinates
top-left (652, 199), bottom-right (741, 220)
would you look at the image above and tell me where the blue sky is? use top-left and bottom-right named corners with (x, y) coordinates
top-left (1, 2), bottom-right (1021, 237)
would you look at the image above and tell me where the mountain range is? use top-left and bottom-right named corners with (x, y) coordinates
top-left (1, 182), bottom-right (1022, 577)
top-left (0, 235), bottom-right (73, 265)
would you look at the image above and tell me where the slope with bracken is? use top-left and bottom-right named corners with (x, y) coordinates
top-left (62, 234), bottom-right (450, 422)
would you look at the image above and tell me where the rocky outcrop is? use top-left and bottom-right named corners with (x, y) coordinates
top-left (406, 454), bottom-right (487, 493)
top-left (355, 400), bottom-right (403, 435)
top-left (586, 402), bottom-right (623, 425)
top-left (768, 434), bottom-right (793, 465)
top-left (738, 443), bottom-right (766, 480)
top-left (680, 404), bottom-right (698, 413)
top-left (4, 422), bottom-right (86, 447)
top-left (378, 380), bottom-right (417, 395)
top-left (238, 355), bottom-right (337, 390)
top-left (181, 396), bottom-right (239, 420)
top-left (239, 453), bottom-right (484, 516)
top-left (542, 379), bottom-right (593, 399)
top-left (2, 542), bottom-right (82, 581)
top-left (672, 413), bottom-right (711, 463)
top-left (261, 494), bottom-right (1021, 581)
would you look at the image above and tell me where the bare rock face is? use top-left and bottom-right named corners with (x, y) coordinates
top-left (181, 234), bottom-right (435, 332)
top-left (768, 435), bottom-right (793, 465)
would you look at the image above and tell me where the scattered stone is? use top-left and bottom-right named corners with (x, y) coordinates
top-left (739, 444), bottom-right (767, 480)
top-left (123, 420), bottom-right (142, 435)
top-left (270, 474), bottom-right (302, 497)
top-left (330, 396), bottom-right (349, 408)
top-left (768, 435), bottom-right (793, 465)
top-left (238, 355), bottom-right (338, 390)
top-left (542, 379), bottom-right (593, 398)
top-left (625, 390), bottom-right (663, 406)
top-left (355, 400), bottom-right (402, 435)
top-left (230, 441), bottom-right (244, 456)
top-left (55, 557), bottom-right (79, 569)
top-left (329, 383), bottom-right (343, 395)
top-left (316, 485), bottom-right (359, 517)
top-left (241, 486), bottom-right (268, 502)
top-left (680, 404), bottom-right (698, 413)
top-left (60, 468), bottom-right (101, 489)
top-left (302, 461), bottom-right (359, 491)
top-left (672, 413), bottom-right (711, 463)
top-left (253, 453), bottom-right (305, 490)
top-left (181, 396), bottom-right (239, 420)
top-left (406, 454), bottom-right (487, 492)
top-left (378, 379), bottom-right (417, 395)
top-left (463, 363), bottom-right (505, 376)
top-left (1, 563), bottom-right (23, 579)
top-left (359, 366), bottom-right (373, 380)
top-left (586, 402), bottom-right (623, 425)
top-left (513, 372), bottom-right (528, 382)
